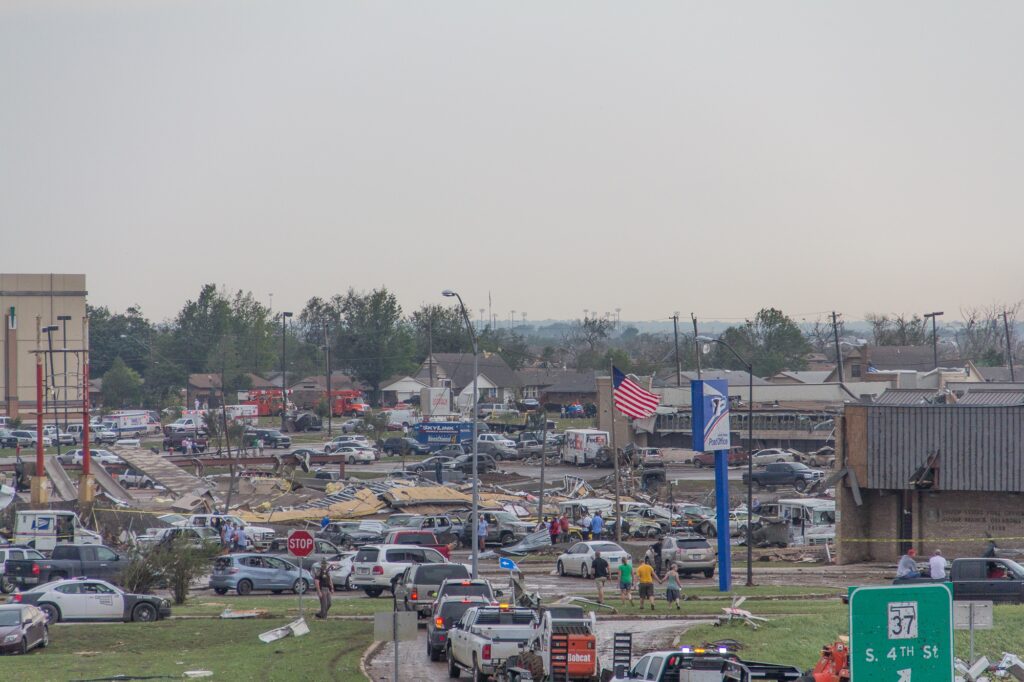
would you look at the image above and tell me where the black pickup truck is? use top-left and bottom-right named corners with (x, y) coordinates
top-left (4, 544), bottom-right (126, 588)
top-left (894, 557), bottom-right (1024, 603)
top-left (742, 462), bottom-right (823, 492)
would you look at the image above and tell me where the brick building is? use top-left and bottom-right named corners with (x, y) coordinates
top-left (837, 403), bottom-right (1024, 564)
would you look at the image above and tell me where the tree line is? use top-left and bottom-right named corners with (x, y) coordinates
top-left (90, 285), bottom-right (1022, 410)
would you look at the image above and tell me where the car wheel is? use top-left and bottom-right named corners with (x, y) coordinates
top-left (738, 525), bottom-right (748, 537)
top-left (472, 653), bottom-right (485, 682)
top-left (344, 574), bottom-right (354, 591)
top-left (581, 562), bottom-right (590, 579)
top-left (237, 579), bottom-right (253, 596)
top-left (703, 568), bottom-right (715, 578)
top-left (293, 578), bottom-right (309, 594)
top-left (38, 603), bottom-right (60, 624)
top-left (20, 637), bottom-right (28, 655)
top-left (557, 560), bottom-right (565, 577)
top-left (447, 645), bottom-right (461, 678)
top-left (0, 576), bottom-right (14, 594)
top-left (348, 456), bottom-right (356, 465)
top-left (364, 587), bottom-right (384, 598)
top-left (794, 479), bottom-right (808, 493)
top-left (695, 460), bottom-right (705, 469)
top-left (144, 481), bottom-right (155, 489)
top-left (776, 458), bottom-right (785, 463)
top-left (40, 626), bottom-right (48, 648)
top-left (133, 602), bottom-right (158, 622)
top-left (214, 587), bottom-right (228, 595)
top-left (499, 532), bottom-right (515, 547)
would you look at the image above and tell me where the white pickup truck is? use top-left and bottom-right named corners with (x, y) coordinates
top-left (446, 605), bottom-right (538, 679)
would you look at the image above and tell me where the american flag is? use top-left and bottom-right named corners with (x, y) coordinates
top-left (612, 366), bottom-right (660, 418)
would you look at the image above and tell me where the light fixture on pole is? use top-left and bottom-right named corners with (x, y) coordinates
top-left (923, 311), bottom-right (944, 370)
top-left (443, 289), bottom-right (480, 578)
top-left (697, 335), bottom-right (755, 587)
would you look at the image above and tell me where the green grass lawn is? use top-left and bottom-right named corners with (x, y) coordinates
top-left (5, 618), bottom-right (372, 681)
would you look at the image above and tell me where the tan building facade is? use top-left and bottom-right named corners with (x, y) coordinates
top-left (1, 274), bottom-right (88, 419)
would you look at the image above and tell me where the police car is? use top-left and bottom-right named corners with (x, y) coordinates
top-left (13, 577), bottom-right (171, 623)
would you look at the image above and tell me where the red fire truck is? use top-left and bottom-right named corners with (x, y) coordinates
top-left (240, 389), bottom-right (291, 417)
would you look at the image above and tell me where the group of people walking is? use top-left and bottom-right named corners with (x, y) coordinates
top-left (538, 509), bottom-right (607, 542)
top-left (590, 544), bottom-right (685, 610)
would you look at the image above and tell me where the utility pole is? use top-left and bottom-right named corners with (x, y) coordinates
top-left (1004, 311), bottom-right (1016, 382)
top-left (691, 314), bottom-right (702, 380)
top-left (831, 311), bottom-right (844, 383)
top-left (280, 312), bottom-right (292, 431)
top-left (323, 321), bottom-right (332, 434)
top-left (609, 361), bottom-right (621, 543)
top-left (42, 325), bottom-right (59, 456)
top-left (58, 315), bottom-right (71, 430)
top-left (671, 313), bottom-right (682, 387)
top-left (923, 312), bottom-right (944, 370)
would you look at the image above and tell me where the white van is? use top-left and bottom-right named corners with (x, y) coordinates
top-left (14, 510), bottom-right (102, 552)
top-left (561, 429), bottom-right (610, 466)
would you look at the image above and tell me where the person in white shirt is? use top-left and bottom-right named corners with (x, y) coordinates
top-left (929, 549), bottom-right (948, 579)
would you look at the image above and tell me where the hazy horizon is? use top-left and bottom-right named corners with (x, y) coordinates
top-left (3, 2), bottom-right (1022, 323)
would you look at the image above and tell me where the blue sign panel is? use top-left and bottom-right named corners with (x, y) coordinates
top-left (498, 557), bottom-right (519, 571)
top-left (691, 380), bottom-right (731, 452)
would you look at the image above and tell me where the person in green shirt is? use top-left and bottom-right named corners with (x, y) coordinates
top-left (618, 556), bottom-right (635, 606)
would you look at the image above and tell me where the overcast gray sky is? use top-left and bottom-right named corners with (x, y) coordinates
top-left (2, 1), bottom-right (1022, 323)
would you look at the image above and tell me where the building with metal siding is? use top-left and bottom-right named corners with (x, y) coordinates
top-left (838, 404), bottom-right (1024, 564)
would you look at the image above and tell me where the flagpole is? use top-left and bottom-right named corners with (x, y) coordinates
top-left (610, 361), bottom-right (621, 543)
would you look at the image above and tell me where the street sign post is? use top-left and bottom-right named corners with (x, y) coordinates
top-left (954, 600), bottom-right (993, 666)
top-left (849, 583), bottom-right (954, 682)
top-left (288, 530), bottom-right (315, 621)
top-left (374, 611), bottom-right (418, 682)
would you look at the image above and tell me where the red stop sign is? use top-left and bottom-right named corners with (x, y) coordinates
top-left (287, 530), bottom-right (315, 557)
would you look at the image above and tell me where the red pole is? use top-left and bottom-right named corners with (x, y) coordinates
top-left (82, 362), bottom-right (90, 477)
top-left (35, 360), bottom-right (44, 474)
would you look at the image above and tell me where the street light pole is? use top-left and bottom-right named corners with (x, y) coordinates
top-left (444, 289), bottom-right (480, 578)
top-left (323, 321), bottom-right (332, 435)
top-left (923, 311), bottom-right (944, 370)
top-left (58, 315), bottom-right (72, 431)
top-left (698, 335), bottom-right (755, 587)
top-left (280, 312), bottom-right (293, 431)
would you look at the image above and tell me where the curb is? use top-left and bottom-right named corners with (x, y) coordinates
top-left (360, 640), bottom-right (386, 681)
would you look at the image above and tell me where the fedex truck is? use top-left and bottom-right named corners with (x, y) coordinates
top-left (561, 429), bottom-right (610, 466)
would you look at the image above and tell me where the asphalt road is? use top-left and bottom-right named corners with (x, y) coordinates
top-left (366, 617), bottom-right (709, 682)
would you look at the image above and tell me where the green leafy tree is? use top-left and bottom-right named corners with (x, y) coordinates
top-left (716, 308), bottom-right (811, 377)
top-left (334, 288), bottom-right (416, 400)
top-left (101, 357), bottom-right (143, 409)
top-left (409, 304), bottom-right (471, 359)
top-left (478, 328), bottom-right (532, 370)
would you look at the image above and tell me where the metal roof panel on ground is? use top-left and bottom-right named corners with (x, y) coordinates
top-left (90, 463), bottom-right (135, 503)
top-left (42, 457), bottom-right (78, 501)
top-left (382, 485), bottom-right (472, 507)
top-left (111, 447), bottom-right (216, 499)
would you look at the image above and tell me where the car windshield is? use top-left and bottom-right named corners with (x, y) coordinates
top-left (388, 517), bottom-right (417, 527)
top-left (592, 543), bottom-right (623, 553)
top-left (791, 463), bottom-right (810, 470)
top-left (490, 512), bottom-right (517, 523)
top-left (0, 611), bottom-right (21, 626)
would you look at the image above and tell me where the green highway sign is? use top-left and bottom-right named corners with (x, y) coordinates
top-left (849, 583), bottom-right (954, 682)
